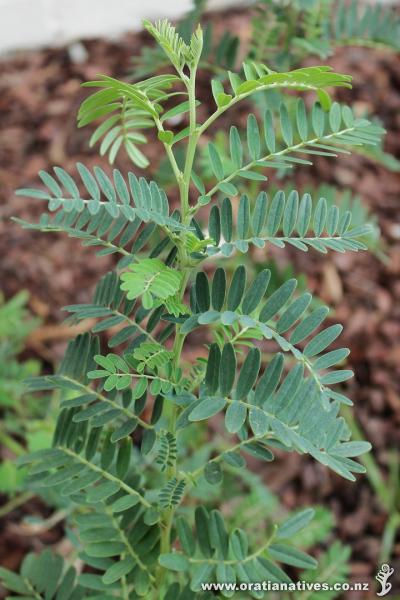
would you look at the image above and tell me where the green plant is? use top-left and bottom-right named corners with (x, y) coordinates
top-left (131, 0), bottom-right (399, 176)
top-left (132, 0), bottom-right (400, 77)
top-left (0, 292), bottom-right (53, 501)
top-left (4, 18), bottom-right (380, 599)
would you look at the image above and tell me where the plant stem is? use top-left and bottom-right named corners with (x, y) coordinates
top-left (157, 64), bottom-right (200, 593)
top-left (0, 491), bottom-right (34, 518)
top-left (0, 428), bottom-right (26, 456)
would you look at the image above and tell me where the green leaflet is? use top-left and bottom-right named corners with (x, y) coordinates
top-left (225, 402), bottom-right (247, 434)
top-left (204, 461), bottom-right (223, 485)
top-left (177, 516), bottom-right (196, 555)
top-left (249, 407), bottom-right (269, 437)
top-left (205, 343), bottom-right (221, 394)
top-left (189, 397), bottom-right (226, 421)
top-left (242, 269), bottom-right (271, 314)
top-left (208, 142), bottom-right (225, 180)
top-left (0, 551), bottom-right (79, 600)
top-left (211, 268), bottom-right (227, 311)
top-left (227, 266), bottom-right (246, 311)
top-left (102, 557), bottom-right (136, 584)
top-left (268, 543), bottom-right (317, 569)
top-left (219, 344), bottom-right (236, 396)
top-left (159, 552), bottom-right (189, 572)
top-left (277, 508), bottom-right (315, 539)
top-left (259, 279), bottom-right (297, 322)
top-left (236, 347), bottom-right (261, 399)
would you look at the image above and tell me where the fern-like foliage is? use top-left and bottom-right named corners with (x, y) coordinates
top-left (7, 16), bottom-right (379, 600)
top-left (64, 270), bottom-right (182, 353)
top-left (156, 431), bottom-right (177, 471)
top-left (188, 343), bottom-right (369, 480)
top-left (250, 0), bottom-right (400, 68)
top-left (159, 476), bottom-right (186, 508)
top-left (64, 271), bottom-right (149, 347)
top-left (121, 258), bottom-right (182, 309)
top-left (77, 73), bottom-right (179, 167)
top-left (77, 498), bottom-right (161, 591)
top-left (25, 333), bottom-right (166, 451)
top-left (159, 507), bottom-right (316, 599)
top-left (332, 0), bottom-right (400, 51)
top-left (144, 19), bottom-right (203, 73)
top-left (0, 550), bottom-right (85, 599)
top-left (206, 189), bottom-right (371, 256)
top-left (131, 0), bottom-right (238, 79)
top-left (14, 165), bottom-right (190, 270)
top-left (16, 164), bottom-right (187, 232)
top-left (208, 63), bottom-right (351, 113)
top-left (199, 100), bottom-right (384, 202)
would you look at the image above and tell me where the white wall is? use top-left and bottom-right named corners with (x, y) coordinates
top-left (0, 0), bottom-right (241, 55)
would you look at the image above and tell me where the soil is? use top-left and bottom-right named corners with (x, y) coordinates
top-left (0, 7), bottom-right (399, 599)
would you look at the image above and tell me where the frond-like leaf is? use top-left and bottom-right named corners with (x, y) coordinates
top-left (78, 73), bottom-right (179, 165)
top-left (156, 431), bottom-right (177, 472)
top-left (133, 341), bottom-right (173, 373)
top-left (187, 343), bottom-right (371, 480)
top-left (185, 267), bottom-right (355, 404)
top-left (333, 0), bottom-right (400, 51)
top-left (15, 166), bottom-right (189, 266)
top-left (120, 258), bottom-right (182, 309)
top-left (25, 333), bottom-right (169, 454)
top-left (144, 19), bottom-right (191, 73)
top-left (16, 164), bottom-right (187, 231)
top-left (199, 100), bottom-right (384, 201)
top-left (204, 62), bottom-right (351, 124)
top-left (159, 477), bottom-right (186, 508)
top-left (207, 189), bottom-right (373, 256)
top-left (0, 550), bottom-right (83, 599)
top-left (75, 503), bottom-right (159, 593)
top-left (159, 507), bottom-right (315, 599)
top-left (64, 271), bottom-right (162, 349)
top-left (249, 0), bottom-right (400, 70)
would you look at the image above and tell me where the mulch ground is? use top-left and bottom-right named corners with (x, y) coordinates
top-left (0, 8), bottom-right (399, 599)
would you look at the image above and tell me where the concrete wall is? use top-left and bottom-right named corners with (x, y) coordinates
top-left (0, 0), bottom-right (240, 55)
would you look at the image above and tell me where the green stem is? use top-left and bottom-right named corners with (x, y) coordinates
top-left (185, 433), bottom-right (273, 482)
top-left (0, 428), bottom-right (26, 456)
top-left (197, 81), bottom-right (336, 138)
top-left (155, 117), bottom-right (183, 184)
top-left (189, 528), bottom-right (277, 565)
top-left (197, 125), bottom-right (357, 207)
top-left (62, 447), bottom-right (151, 508)
top-left (61, 376), bottom-right (156, 431)
top-left (157, 65), bottom-right (200, 593)
top-left (0, 491), bottom-right (34, 518)
top-left (106, 506), bottom-right (156, 583)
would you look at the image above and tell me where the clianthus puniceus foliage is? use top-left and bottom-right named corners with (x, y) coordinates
top-left (3, 18), bottom-right (382, 600)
